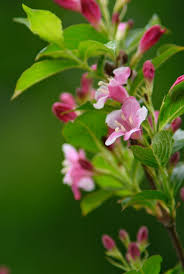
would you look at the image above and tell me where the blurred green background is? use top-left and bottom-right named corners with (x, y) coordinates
top-left (1, 0), bottom-right (184, 273)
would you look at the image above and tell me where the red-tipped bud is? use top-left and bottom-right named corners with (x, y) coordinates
top-left (0, 267), bottom-right (10, 274)
top-left (143, 60), bottom-right (155, 83)
top-left (112, 13), bottom-right (120, 25)
top-left (171, 117), bottom-right (182, 133)
top-left (81, 0), bottom-right (101, 28)
top-left (54, 0), bottom-right (81, 12)
top-left (139, 25), bottom-right (165, 54)
top-left (60, 93), bottom-right (76, 108)
top-left (119, 229), bottom-right (129, 241)
top-left (170, 152), bottom-right (180, 166)
top-left (180, 187), bottom-right (184, 202)
top-left (102, 235), bottom-right (116, 250)
top-left (52, 102), bottom-right (77, 123)
top-left (128, 242), bottom-right (140, 260)
top-left (171, 75), bottom-right (184, 89)
top-left (137, 226), bottom-right (148, 244)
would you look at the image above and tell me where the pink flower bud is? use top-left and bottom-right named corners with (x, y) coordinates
top-left (137, 226), bottom-right (148, 244)
top-left (52, 102), bottom-right (77, 123)
top-left (171, 117), bottom-right (182, 133)
top-left (119, 229), bottom-right (129, 240)
top-left (60, 93), bottom-right (76, 108)
top-left (116, 23), bottom-right (128, 41)
top-left (171, 75), bottom-right (184, 89)
top-left (180, 187), bottom-right (184, 202)
top-left (102, 235), bottom-right (116, 250)
top-left (139, 25), bottom-right (165, 54)
top-left (170, 152), bottom-right (180, 166)
top-left (0, 267), bottom-right (10, 274)
top-left (54, 0), bottom-right (81, 12)
top-left (143, 60), bottom-right (155, 82)
top-left (81, 0), bottom-right (101, 28)
top-left (128, 242), bottom-right (140, 260)
top-left (112, 13), bottom-right (120, 24)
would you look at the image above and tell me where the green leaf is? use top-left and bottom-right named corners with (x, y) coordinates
top-left (78, 40), bottom-right (115, 61)
top-left (142, 255), bottom-right (162, 274)
top-left (13, 17), bottom-right (30, 28)
top-left (12, 59), bottom-right (79, 99)
top-left (158, 80), bottom-right (184, 131)
top-left (22, 4), bottom-right (63, 47)
top-left (170, 163), bottom-right (184, 194)
top-left (125, 14), bottom-right (161, 53)
top-left (173, 129), bottom-right (184, 153)
top-left (131, 131), bottom-right (173, 168)
top-left (62, 111), bottom-right (107, 153)
top-left (81, 190), bottom-right (113, 215)
top-left (63, 24), bottom-right (108, 50)
top-left (165, 264), bottom-right (184, 274)
top-left (122, 190), bottom-right (168, 210)
top-left (36, 44), bottom-right (79, 61)
top-left (130, 44), bottom-right (184, 95)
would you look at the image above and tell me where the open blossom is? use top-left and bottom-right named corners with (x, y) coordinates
top-left (171, 75), bottom-right (184, 89)
top-left (105, 97), bottom-right (148, 146)
top-left (81, 0), bottom-right (101, 28)
top-left (52, 93), bottom-right (77, 123)
top-left (62, 144), bottom-right (94, 200)
top-left (54, 0), bottom-right (81, 12)
top-left (93, 67), bottom-right (131, 109)
top-left (139, 25), bottom-right (165, 54)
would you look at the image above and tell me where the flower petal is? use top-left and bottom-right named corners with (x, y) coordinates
top-left (105, 130), bottom-right (124, 146)
top-left (113, 67), bottom-right (131, 85)
top-left (124, 128), bottom-right (141, 141)
top-left (108, 79), bottom-right (129, 103)
top-left (62, 144), bottom-right (79, 163)
top-left (93, 95), bottom-right (109, 109)
top-left (78, 177), bottom-right (95, 191)
top-left (105, 109), bottom-right (122, 129)
top-left (122, 97), bottom-right (140, 121)
top-left (136, 106), bottom-right (148, 127)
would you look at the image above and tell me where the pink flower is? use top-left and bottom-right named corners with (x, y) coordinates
top-left (180, 187), bottom-right (184, 202)
top-left (102, 235), bottom-right (116, 250)
top-left (143, 60), bottom-right (155, 82)
top-left (127, 242), bottom-right (140, 260)
top-left (171, 117), bottom-right (182, 132)
top-left (81, 0), bottom-right (101, 28)
top-left (139, 25), bottom-right (165, 54)
top-left (137, 226), bottom-right (148, 244)
top-left (54, 0), bottom-right (81, 12)
top-left (0, 267), bottom-right (10, 274)
top-left (105, 97), bottom-right (148, 145)
top-left (62, 144), bottom-right (94, 200)
top-left (93, 67), bottom-right (131, 109)
top-left (171, 75), bottom-right (184, 89)
top-left (60, 92), bottom-right (76, 108)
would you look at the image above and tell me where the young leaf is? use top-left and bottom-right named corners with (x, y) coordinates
top-left (131, 131), bottom-right (173, 168)
top-left (22, 4), bottom-right (64, 47)
top-left (164, 264), bottom-right (184, 274)
top-left (142, 255), bottom-right (162, 274)
top-left (130, 45), bottom-right (184, 95)
top-left (62, 111), bottom-right (107, 153)
top-left (173, 129), bottom-right (184, 153)
top-left (13, 17), bottom-right (30, 28)
top-left (158, 80), bottom-right (184, 130)
top-left (12, 59), bottom-right (79, 99)
top-left (63, 24), bottom-right (108, 50)
top-left (81, 190), bottom-right (113, 215)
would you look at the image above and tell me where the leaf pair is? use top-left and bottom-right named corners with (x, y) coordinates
top-left (126, 255), bottom-right (162, 274)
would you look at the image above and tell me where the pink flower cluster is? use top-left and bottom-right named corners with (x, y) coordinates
top-left (62, 144), bottom-right (94, 200)
top-left (54, 0), bottom-right (101, 28)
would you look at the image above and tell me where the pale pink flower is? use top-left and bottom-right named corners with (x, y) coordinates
top-left (139, 25), bottom-right (165, 54)
top-left (143, 60), bottom-right (155, 82)
top-left (81, 0), bottom-right (101, 28)
top-left (171, 75), bottom-right (184, 89)
top-left (102, 235), bottom-right (116, 250)
top-left (62, 144), bottom-right (94, 200)
top-left (137, 226), bottom-right (148, 244)
top-left (0, 267), bottom-right (10, 274)
top-left (105, 97), bottom-right (148, 145)
top-left (93, 67), bottom-right (131, 109)
top-left (54, 0), bottom-right (81, 12)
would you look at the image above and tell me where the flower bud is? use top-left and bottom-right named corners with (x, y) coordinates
top-left (139, 25), bottom-right (165, 54)
top-left (137, 226), bottom-right (148, 244)
top-left (52, 102), bottom-right (77, 123)
top-left (60, 92), bottom-right (76, 108)
top-left (143, 60), bottom-right (155, 83)
top-left (0, 267), bottom-right (10, 274)
top-left (112, 13), bottom-right (120, 25)
top-left (116, 23), bottom-right (128, 41)
top-left (119, 229), bottom-right (130, 247)
top-left (170, 152), bottom-right (180, 166)
top-left (81, 0), bottom-right (101, 28)
top-left (102, 235), bottom-right (116, 250)
top-left (54, 0), bottom-right (81, 12)
top-left (171, 117), bottom-right (182, 133)
top-left (171, 75), bottom-right (184, 89)
top-left (127, 242), bottom-right (140, 260)
top-left (180, 187), bottom-right (184, 202)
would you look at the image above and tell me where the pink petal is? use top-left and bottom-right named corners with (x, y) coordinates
top-left (108, 79), bottom-right (129, 103)
top-left (63, 172), bottom-right (72, 185)
top-left (113, 67), bottom-right (131, 85)
top-left (105, 109), bottom-right (122, 129)
top-left (105, 130), bottom-right (124, 146)
top-left (72, 183), bottom-right (81, 200)
top-left (124, 128), bottom-right (141, 141)
top-left (136, 106), bottom-right (148, 128)
top-left (93, 95), bottom-right (109, 109)
top-left (81, 0), bottom-right (101, 28)
top-left (78, 177), bottom-right (95, 191)
top-left (171, 75), bottom-right (184, 89)
top-left (54, 0), bottom-right (81, 12)
top-left (62, 144), bottom-right (79, 163)
top-left (60, 92), bottom-right (76, 108)
top-left (122, 97), bottom-right (140, 121)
